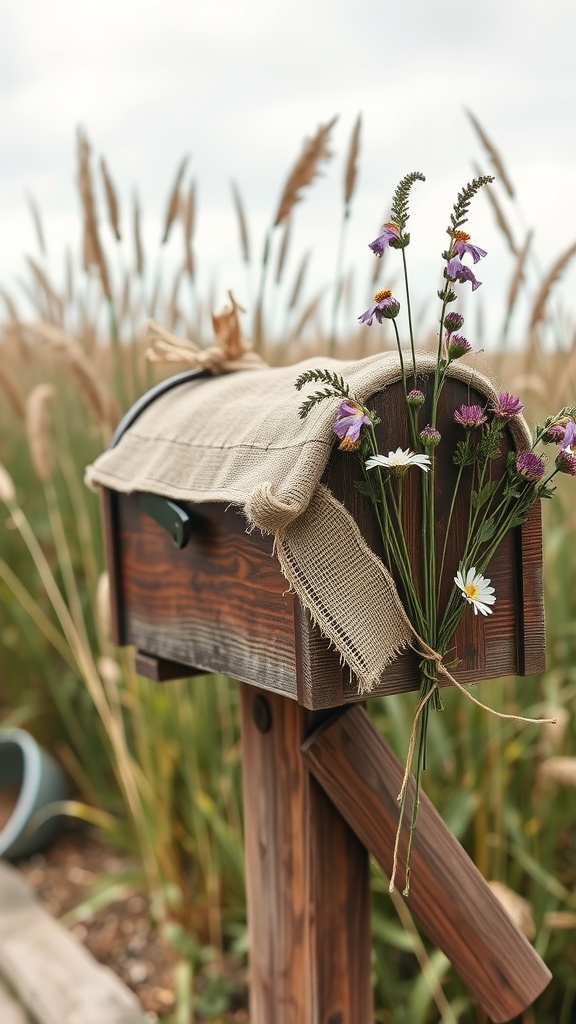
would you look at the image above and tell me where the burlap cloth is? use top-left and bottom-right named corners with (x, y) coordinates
top-left (86, 353), bottom-right (531, 692)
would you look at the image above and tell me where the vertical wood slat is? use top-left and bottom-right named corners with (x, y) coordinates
top-left (302, 706), bottom-right (551, 1024)
top-left (240, 685), bottom-right (372, 1024)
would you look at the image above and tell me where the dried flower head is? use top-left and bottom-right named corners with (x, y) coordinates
top-left (556, 448), bottom-right (576, 476)
top-left (492, 391), bottom-right (524, 419)
top-left (444, 310), bottom-right (465, 334)
top-left (542, 422), bottom-right (566, 444)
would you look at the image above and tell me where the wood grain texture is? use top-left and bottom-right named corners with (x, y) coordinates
top-left (302, 706), bottom-right (551, 1023)
top-left (240, 685), bottom-right (372, 1024)
top-left (0, 862), bottom-right (148, 1024)
top-left (103, 375), bottom-right (545, 706)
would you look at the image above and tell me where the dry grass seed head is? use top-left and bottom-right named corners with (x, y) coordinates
top-left (26, 383), bottom-right (56, 482)
top-left (0, 365), bottom-right (26, 420)
top-left (26, 193), bottom-right (46, 256)
top-left (96, 571), bottom-right (112, 639)
top-left (538, 756), bottom-right (576, 788)
top-left (275, 214), bottom-right (292, 284)
top-left (274, 115), bottom-right (338, 227)
top-left (466, 110), bottom-right (516, 199)
top-left (132, 192), bottom-right (144, 277)
top-left (472, 163), bottom-right (517, 256)
top-left (344, 113), bottom-right (362, 210)
top-left (183, 180), bottom-right (196, 278)
top-left (231, 180), bottom-right (250, 263)
top-left (77, 129), bottom-right (112, 300)
top-left (162, 154), bottom-right (189, 244)
top-left (68, 349), bottom-right (119, 433)
top-left (100, 157), bottom-right (122, 241)
top-left (528, 240), bottom-right (576, 335)
top-left (505, 230), bottom-right (533, 322)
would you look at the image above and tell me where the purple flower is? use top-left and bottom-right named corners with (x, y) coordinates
top-left (556, 448), bottom-right (576, 476)
top-left (454, 404), bottom-right (486, 429)
top-left (407, 389), bottom-right (425, 408)
top-left (543, 423), bottom-right (566, 444)
top-left (333, 400), bottom-right (371, 451)
top-left (452, 231), bottom-right (488, 264)
top-left (447, 334), bottom-right (472, 360)
top-left (491, 391), bottom-right (524, 419)
top-left (444, 311), bottom-right (464, 335)
top-left (515, 451), bottom-right (546, 483)
top-left (562, 420), bottom-right (576, 451)
top-left (358, 289), bottom-right (400, 326)
top-left (419, 426), bottom-right (441, 448)
top-left (369, 223), bottom-right (401, 257)
top-left (445, 258), bottom-right (482, 291)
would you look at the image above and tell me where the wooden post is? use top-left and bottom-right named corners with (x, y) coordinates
top-left (240, 685), bottom-right (372, 1024)
top-left (302, 705), bottom-right (552, 1024)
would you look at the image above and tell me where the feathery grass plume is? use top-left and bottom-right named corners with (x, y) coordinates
top-left (231, 180), bottom-right (250, 263)
top-left (538, 756), bottom-right (576, 787)
top-left (275, 214), bottom-right (292, 285)
top-left (68, 348), bottom-right (119, 434)
top-left (344, 113), bottom-right (362, 213)
top-left (100, 157), bottom-right (121, 241)
top-left (133, 192), bottom-right (144, 277)
top-left (183, 180), bottom-right (196, 278)
top-left (161, 154), bottom-right (189, 244)
top-left (487, 882), bottom-right (536, 939)
top-left (504, 229), bottom-right (533, 328)
top-left (96, 571), bottom-right (112, 642)
top-left (528, 240), bottom-right (576, 334)
top-left (0, 365), bottom-right (26, 420)
top-left (167, 265), bottom-right (183, 329)
top-left (0, 464), bottom-right (16, 504)
top-left (473, 161), bottom-right (518, 256)
top-left (466, 109), bottom-right (515, 199)
top-left (26, 383), bottom-right (56, 482)
top-left (26, 193), bottom-right (46, 255)
top-left (274, 115), bottom-right (338, 227)
top-left (0, 287), bottom-right (20, 323)
top-left (25, 256), bottom-right (63, 324)
top-left (544, 912), bottom-right (576, 930)
top-left (288, 250), bottom-right (310, 311)
top-left (77, 128), bottom-right (112, 301)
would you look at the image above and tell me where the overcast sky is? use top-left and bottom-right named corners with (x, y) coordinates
top-left (2, 0), bottom-right (576, 345)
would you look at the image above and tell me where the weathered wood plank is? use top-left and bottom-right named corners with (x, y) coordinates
top-left (302, 705), bottom-right (551, 1023)
top-left (240, 684), bottom-right (372, 1024)
top-left (0, 863), bottom-right (148, 1024)
top-left (0, 979), bottom-right (32, 1024)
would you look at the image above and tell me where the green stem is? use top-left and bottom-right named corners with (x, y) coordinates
top-left (401, 248), bottom-right (417, 387)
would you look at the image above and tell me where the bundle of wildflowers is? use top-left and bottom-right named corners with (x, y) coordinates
top-left (296, 173), bottom-right (573, 893)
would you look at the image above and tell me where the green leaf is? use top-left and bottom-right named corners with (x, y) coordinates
top-left (477, 517), bottom-right (496, 543)
top-left (471, 480), bottom-right (499, 509)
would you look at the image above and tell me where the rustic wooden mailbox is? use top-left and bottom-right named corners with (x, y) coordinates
top-left (90, 355), bottom-right (551, 1023)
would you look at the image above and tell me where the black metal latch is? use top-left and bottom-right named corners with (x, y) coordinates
top-left (139, 493), bottom-right (195, 549)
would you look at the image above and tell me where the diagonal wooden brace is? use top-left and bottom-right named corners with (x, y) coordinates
top-left (301, 704), bottom-right (551, 1023)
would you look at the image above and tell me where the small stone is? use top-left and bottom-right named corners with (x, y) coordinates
top-left (128, 962), bottom-right (149, 984)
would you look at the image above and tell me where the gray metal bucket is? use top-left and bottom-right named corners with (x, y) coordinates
top-left (0, 729), bottom-right (67, 860)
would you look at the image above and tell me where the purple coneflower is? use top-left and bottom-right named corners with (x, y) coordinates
top-left (452, 230), bottom-right (488, 264)
top-left (445, 258), bottom-right (482, 291)
top-left (369, 223), bottom-right (401, 256)
top-left (515, 451), bottom-right (546, 483)
top-left (491, 391), bottom-right (524, 419)
top-left (454, 404), bottom-right (486, 429)
top-left (358, 289), bottom-right (400, 326)
top-left (556, 448), bottom-right (576, 476)
top-left (333, 401), bottom-right (371, 451)
top-left (447, 335), bottom-right (472, 360)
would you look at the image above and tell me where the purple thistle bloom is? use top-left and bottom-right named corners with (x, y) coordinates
top-left (556, 448), bottom-right (576, 476)
top-left (543, 422), bottom-right (566, 444)
top-left (444, 311), bottom-right (464, 335)
top-left (452, 231), bottom-right (488, 264)
top-left (562, 420), bottom-right (576, 451)
top-left (358, 289), bottom-right (400, 326)
top-left (419, 425), bottom-right (441, 448)
top-left (491, 391), bottom-right (524, 419)
top-left (445, 258), bottom-right (482, 291)
top-left (407, 389), bottom-right (425, 408)
top-left (369, 223), bottom-right (401, 257)
top-left (516, 451), bottom-right (546, 483)
top-left (454, 404), bottom-right (486, 429)
top-left (447, 334), bottom-right (472, 360)
top-left (333, 400), bottom-right (371, 451)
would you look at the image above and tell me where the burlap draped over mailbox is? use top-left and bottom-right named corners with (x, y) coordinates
top-left (86, 352), bottom-right (531, 692)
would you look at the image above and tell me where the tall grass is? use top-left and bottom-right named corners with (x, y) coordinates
top-left (1, 115), bottom-right (576, 1022)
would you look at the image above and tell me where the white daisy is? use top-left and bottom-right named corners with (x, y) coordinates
top-left (365, 448), bottom-right (431, 475)
top-left (454, 567), bottom-right (496, 616)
